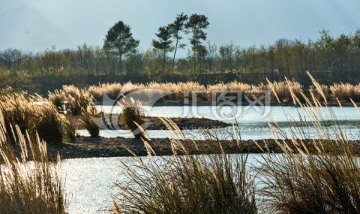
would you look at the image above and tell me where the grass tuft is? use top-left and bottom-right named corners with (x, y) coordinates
top-left (118, 98), bottom-right (147, 139)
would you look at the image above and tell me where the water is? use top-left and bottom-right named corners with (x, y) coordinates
top-left (76, 106), bottom-right (360, 140)
top-left (62, 154), bottom-right (264, 214)
top-left (97, 105), bottom-right (360, 122)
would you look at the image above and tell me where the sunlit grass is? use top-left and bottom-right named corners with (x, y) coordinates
top-left (0, 93), bottom-right (75, 144)
top-left (0, 111), bottom-right (67, 214)
top-left (259, 72), bottom-right (360, 213)
top-left (49, 85), bottom-right (95, 115)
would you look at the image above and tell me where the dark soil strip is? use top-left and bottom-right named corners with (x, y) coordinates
top-left (46, 137), bottom-right (360, 160)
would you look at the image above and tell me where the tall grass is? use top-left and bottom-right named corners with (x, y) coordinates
top-left (112, 119), bottom-right (257, 214)
top-left (0, 93), bottom-right (75, 144)
top-left (0, 111), bottom-right (67, 213)
top-left (259, 73), bottom-right (360, 213)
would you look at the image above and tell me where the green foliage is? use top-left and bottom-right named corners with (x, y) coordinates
top-left (1, 19), bottom-right (360, 91)
top-left (186, 14), bottom-right (210, 48)
top-left (153, 26), bottom-right (173, 73)
top-left (168, 13), bottom-right (188, 72)
top-left (104, 21), bottom-right (140, 73)
top-left (185, 14), bottom-right (210, 73)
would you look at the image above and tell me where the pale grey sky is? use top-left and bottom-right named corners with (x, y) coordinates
top-left (0, 0), bottom-right (359, 52)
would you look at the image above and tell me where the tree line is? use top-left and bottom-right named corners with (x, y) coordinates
top-left (1, 12), bottom-right (360, 93)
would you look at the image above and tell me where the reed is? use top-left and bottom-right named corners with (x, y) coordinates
top-left (88, 82), bottom-right (122, 100)
top-left (49, 80), bottom-right (360, 106)
top-left (267, 80), bottom-right (302, 103)
top-left (258, 73), bottom-right (360, 213)
top-left (0, 111), bottom-right (67, 214)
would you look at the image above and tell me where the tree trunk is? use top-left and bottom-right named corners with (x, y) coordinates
top-left (163, 50), bottom-right (166, 74)
top-left (193, 47), bottom-right (196, 74)
top-left (172, 38), bottom-right (179, 73)
top-left (119, 53), bottom-right (122, 75)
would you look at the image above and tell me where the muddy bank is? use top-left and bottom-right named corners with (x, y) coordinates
top-left (46, 136), bottom-right (360, 160)
top-left (72, 114), bottom-right (230, 130)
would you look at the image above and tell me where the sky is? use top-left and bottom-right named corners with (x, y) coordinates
top-left (0, 0), bottom-right (359, 53)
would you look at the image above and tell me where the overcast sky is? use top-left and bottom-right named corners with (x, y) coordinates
top-left (0, 0), bottom-right (359, 53)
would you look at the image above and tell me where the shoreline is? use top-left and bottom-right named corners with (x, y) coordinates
top-left (95, 100), bottom-right (360, 107)
top-left (46, 136), bottom-right (360, 160)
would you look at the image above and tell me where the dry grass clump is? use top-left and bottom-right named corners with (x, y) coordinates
top-left (112, 119), bottom-right (256, 214)
top-left (330, 83), bottom-right (360, 102)
top-left (49, 85), bottom-right (95, 115)
top-left (88, 83), bottom-right (122, 101)
top-left (121, 82), bottom-right (145, 94)
top-left (118, 98), bottom-right (147, 139)
top-left (258, 74), bottom-right (360, 213)
top-left (48, 89), bottom-right (63, 110)
top-left (0, 111), bottom-right (67, 213)
top-left (0, 93), bottom-right (75, 144)
top-left (207, 81), bottom-right (253, 92)
top-left (81, 106), bottom-right (100, 137)
top-left (267, 80), bottom-right (303, 103)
